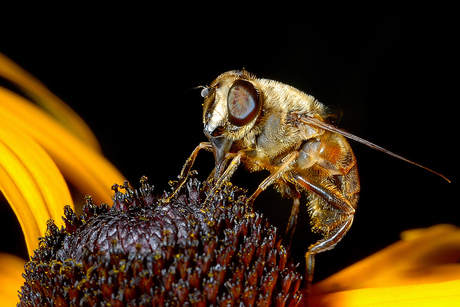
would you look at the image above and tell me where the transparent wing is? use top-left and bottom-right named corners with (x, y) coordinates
top-left (322, 105), bottom-right (343, 126)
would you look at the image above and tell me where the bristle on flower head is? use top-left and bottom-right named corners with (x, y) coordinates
top-left (18, 176), bottom-right (302, 306)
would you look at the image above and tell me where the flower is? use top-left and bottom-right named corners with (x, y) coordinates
top-left (1, 53), bottom-right (459, 306)
top-left (18, 176), bottom-right (303, 306)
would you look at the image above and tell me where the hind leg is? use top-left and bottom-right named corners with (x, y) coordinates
top-left (293, 173), bottom-right (356, 290)
top-left (305, 215), bottom-right (354, 291)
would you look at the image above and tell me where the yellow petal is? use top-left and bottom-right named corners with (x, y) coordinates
top-left (0, 52), bottom-right (101, 151)
top-left (0, 86), bottom-right (124, 206)
top-left (0, 253), bottom-right (26, 307)
top-left (0, 123), bottom-right (72, 255)
top-left (309, 224), bottom-right (460, 306)
top-left (307, 279), bottom-right (460, 307)
top-left (311, 224), bottom-right (460, 295)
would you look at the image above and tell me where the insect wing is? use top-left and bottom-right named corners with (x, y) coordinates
top-left (322, 105), bottom-right (343, 126)
top-left (298, 114), bottom-right (450, 182)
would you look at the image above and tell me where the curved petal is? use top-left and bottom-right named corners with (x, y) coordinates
top-left (308, 224), bottom-right (460, 306)
top-left (0, 253), bottom-right (26, 306)
top-left (0, 86), bottom-right (124, 206)
top-left (0, 52), bottom-right (101, 152)
top-left (312, 224), bottom-right (460, 294)
top-left (0, 123), bottom-right (72, 255)
top-left (306, 280), bottom-right (460, 307)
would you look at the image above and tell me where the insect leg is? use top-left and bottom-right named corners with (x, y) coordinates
top-left (163, 142), bottom-right (212, 202)
top-left (247, 151), bottom-right (299, 204)
top-left (285, 197), bottom-right (301, 246)
top-left (293, 173), bottom-right (355, 289)
top-left (305, 215), bottom-right (354, 291)
top-left (295, 173), bottom-right (355, 214)
top-left (204, 150), bottom-right (245, 204)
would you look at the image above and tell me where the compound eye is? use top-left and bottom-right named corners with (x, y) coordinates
top-left (227, 80), bottom-right (260, 126)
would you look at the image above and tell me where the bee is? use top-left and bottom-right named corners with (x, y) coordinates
top-left (168, 70), bottom-right (449, 287)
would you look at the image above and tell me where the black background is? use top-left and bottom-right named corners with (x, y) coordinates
top-left (1, 4), bottom-right (457, 282)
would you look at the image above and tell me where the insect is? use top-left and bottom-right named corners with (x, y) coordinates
top-left (167, 70), bottom-right (449, 287)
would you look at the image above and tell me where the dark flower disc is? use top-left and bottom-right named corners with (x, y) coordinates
top-left (18, 176), bottom-right (302, 306)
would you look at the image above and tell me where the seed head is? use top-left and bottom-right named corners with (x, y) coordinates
top-left (18, 176), bottom-right (302, 306)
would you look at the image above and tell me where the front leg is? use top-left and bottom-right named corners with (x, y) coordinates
top-left (205, 150), bottom-right (299, 206)
top-left (204, 150), bottom-right (245, 205)
top-left (163, 142), bottom-right (212, 202)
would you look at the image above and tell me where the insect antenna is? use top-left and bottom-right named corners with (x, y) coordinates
top-left (185, 85), bottom-right (212, 98)
top-left (300, 115), bottom-right (451, 183)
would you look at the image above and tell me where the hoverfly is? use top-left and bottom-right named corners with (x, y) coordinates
top-left (167, 70), bottom-right (449, 287)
